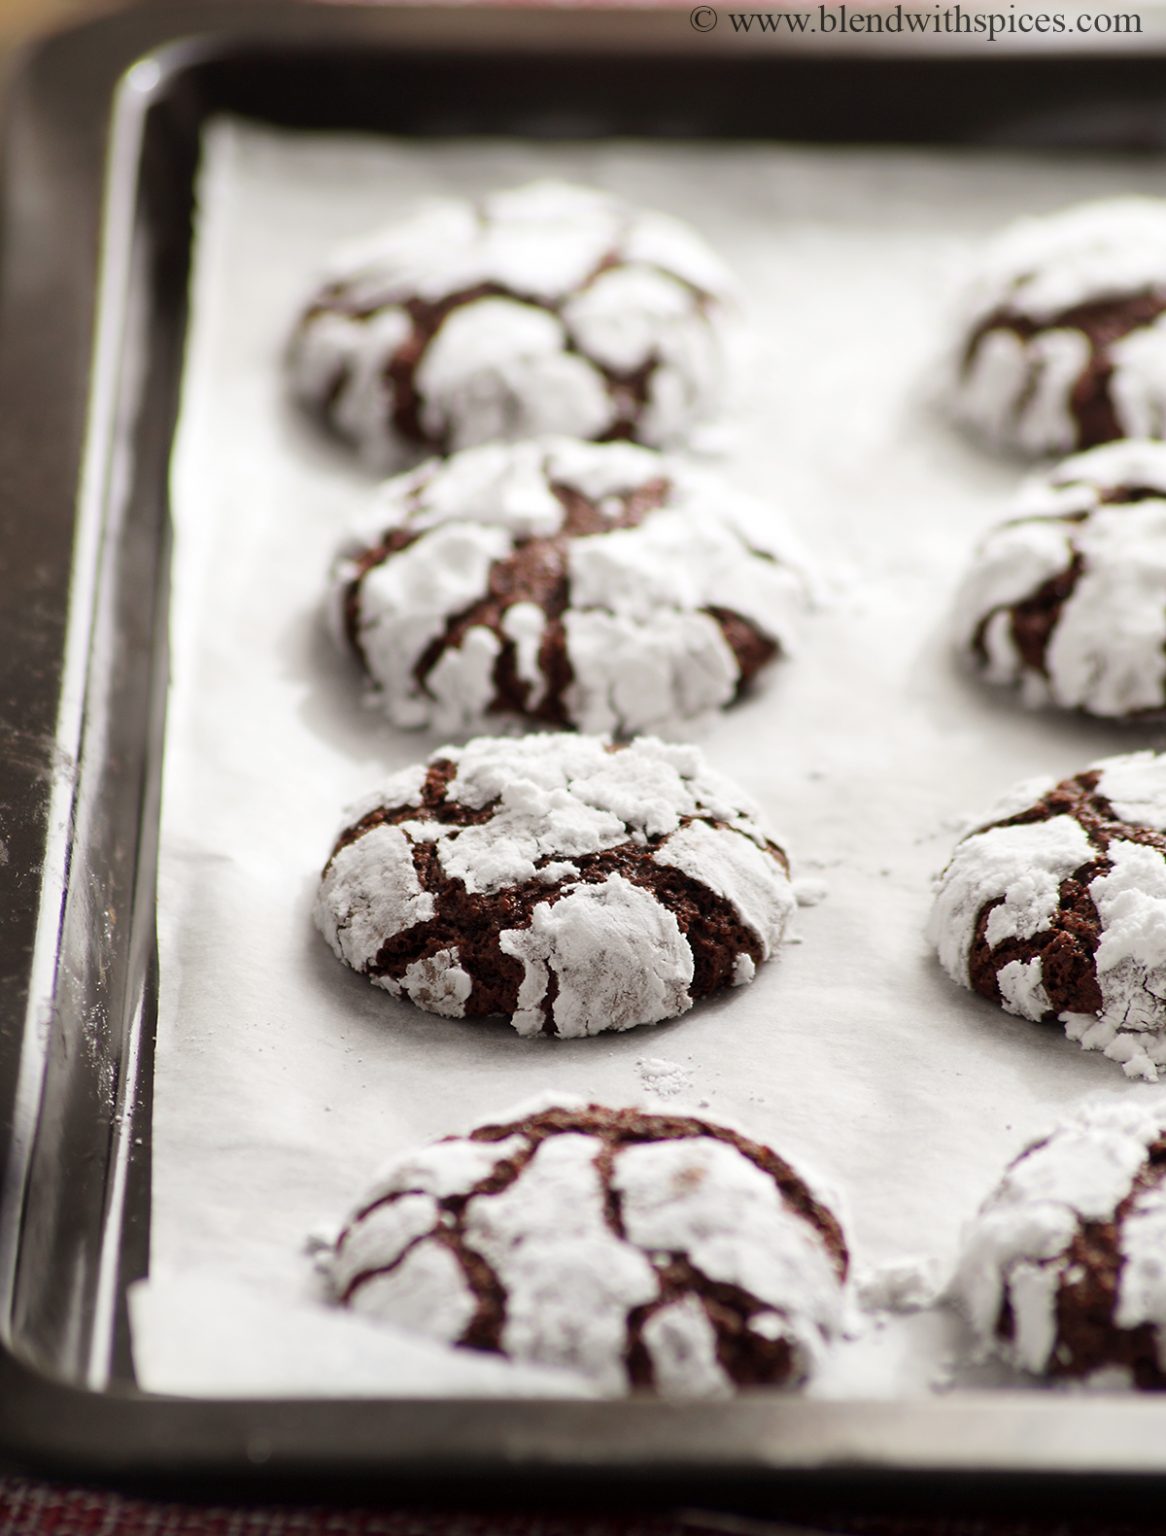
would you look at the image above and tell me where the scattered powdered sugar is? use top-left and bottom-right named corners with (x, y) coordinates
top-left (326, 1094), bottom-right (848, 1397)
top-left (316, 733), bottom-right (796, 1039)
top-left (288, 180), bottom-right (740, 469)
top-left (330, 437), bottom-right (808, 739)
top-left (953, 441), bottom-right (1166, 719)
top-left (856, 1256), bottom-right (947, 1316)
top-left (953, 1095), bottom-right (1166, 1381)
top-left (635, 1056), bottom-right (694, 1099)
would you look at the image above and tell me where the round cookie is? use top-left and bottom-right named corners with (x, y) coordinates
top-left (952, 439), bottom-right (1166, 720)
top-left (327, 1095), bottom-right (848, 1397)
top-left (956, 1097), bottom-right (1166, 1387)
top-left (950, 198), bottom-right (1166, 456)
top-left (288, 180), bottom-right (738, 468)
top-left (928, 750), bottom-right (1166, 1082)
top-left (330, 437), bottom-right (806, 738)
top-left (315, 733), bottom-right (795, 1038)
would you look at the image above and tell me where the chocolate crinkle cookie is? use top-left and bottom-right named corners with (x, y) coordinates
top-left (950, 198), bottom-right (1166, 456)
top-left (953, 440), bottom-right (1166, 720)
top-left (956, 1097), bottom-right (1166, 1387)
top-left (329, 437), bottom-right (805, 738)
top-left (928, 751), bottom-right (1166, 1082)
top-left (327, 1096), bottom-right (848, 1397)
top-left (315, 733), bottom-right (795, 1038)
top-left (287, 180), bottom-right (738, 468)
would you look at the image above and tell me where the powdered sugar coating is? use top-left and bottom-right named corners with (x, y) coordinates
top-left (955, 1096), bottom-right (1166, 1384)
top-left (949, 198), bottom-right (1166, 455)
top-left (331, 437), bottom-right (805, 738)
top-left (326, 1097), bottom-right (848, 1396)
top-left (928, 751), bottom-right (1166, 1081)
top-left (315, 733), bottom-right (795, 1038)
top-left (288, 181), bottom-right (738, 469)
top-left (953, 441), bottom-right (1166, 720)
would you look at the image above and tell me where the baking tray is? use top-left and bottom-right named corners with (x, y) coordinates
top-left (9, 0), bottom-right (1166, 1503)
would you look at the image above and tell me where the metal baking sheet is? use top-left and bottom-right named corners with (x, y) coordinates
top-left (9, 0), bottom-right (1166, 1498)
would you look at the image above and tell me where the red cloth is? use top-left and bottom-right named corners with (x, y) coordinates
top-left (0, 1483), bottom-right (691, 1536)
top-left (0, 1490), bottom-right (1055, 1536)
top-left (5, 1487), bottom-right (1166, 1536)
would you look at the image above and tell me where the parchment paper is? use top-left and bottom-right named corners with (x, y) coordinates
top-left (136, 119), bottom-right (1166, 1399)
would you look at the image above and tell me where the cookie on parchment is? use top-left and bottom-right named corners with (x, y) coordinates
top-left (330, 437), bottom-right (805, 738)
top-left (956, 1097), bottom-right (1166, 1387)
top-left (288, 180), bottom-right (738, 468)
top-left (327, 1096), bottom-right (848, 1397)
top-left (950, 198), bottom-right (1166, 456)
top-left (952, 440), bottom-right (1166, 720)
top-left (314, 733), bottom-right (795, 1038)
top-left (928, 751), bottom-right (1166, 1082)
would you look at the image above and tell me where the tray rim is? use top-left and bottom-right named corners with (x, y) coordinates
top-left (9, 0), bottom-right (1166, 1499)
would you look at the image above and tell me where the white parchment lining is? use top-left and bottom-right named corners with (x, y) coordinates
top-left (137, 119), bottom-right (1166, 1399)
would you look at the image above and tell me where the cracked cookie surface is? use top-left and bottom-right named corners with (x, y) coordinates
top-left (327, 1095), bottom-right (848, 1396)
top-left (953, 440), bottom-right (1166, 720)
top-left (956, 1096), bottom-right (1166, 1387)
top-left (315, 733), bottom-right (795, 1038)
top-left (929, 750), bottom-right (1166, 1081)
top-left (950, 198), bottom-right (1166, 455)
top-left (288, 180), bottom-right (738, 468)
top-left (329, 437), bottom-right (805, 737)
